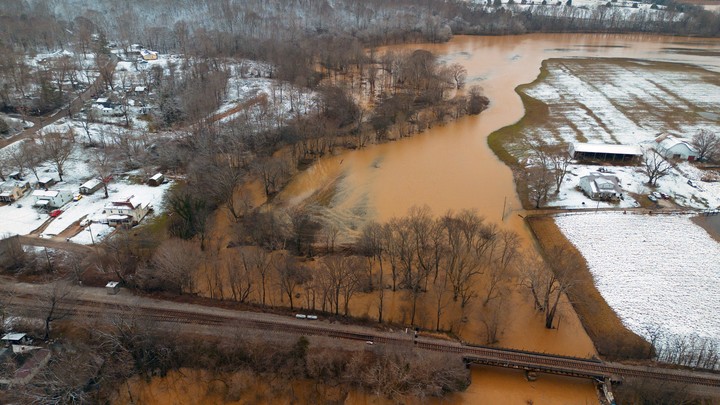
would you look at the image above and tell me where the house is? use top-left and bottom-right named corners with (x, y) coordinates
top-left (140, 49), bottom-right (158, 61)
top-left (0, 181), bottom-right (30, 202)
top-left (654, 134), bottom-right (699, 161)
top-left (133, 86), bottom-right (147, 95)
top-left (8, 172), bottom-right (22, 181)
top-left (93, 97), bottom-right (111, 108)
top-left (104, 196), bottom-right (151, 226)
top-left (79, 178), bottom-right (103, 195)
top-left (31, 189), bottom-right (73, 209)
top-left (36, 177), bottom-right (56, 189)
top-left (569, 143), bottom-right (643, 162)
top-left (147, 173), bottom-right (164, 187)
top-left (579, 173), bottom-right (623, 201)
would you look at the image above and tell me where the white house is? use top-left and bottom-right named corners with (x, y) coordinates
top-left (31, 189), bottom-right (73, 209)
top-left (104, 196), bottom-right (151, 226)
top-left (579, 173), bottom-right (623, 201)
top-left (654, 134), bottom-right (699, 161)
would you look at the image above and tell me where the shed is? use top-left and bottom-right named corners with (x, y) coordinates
top-left (79, 178), bottom-right (103, 195)
top-left (36, 177), bottom-right (56, 189)
top-left (654, 134), bottom-right (698, 161)
top-left (147, 173), bottom-right (164, 187)
top-left (1, 333), bottom-right (28, 346)
top-left (9, 171), bottom-right (22, 181)
top-left (105, 281), bottom-right (120, 295)
top-left (569, 143), bottom-right (642, 162)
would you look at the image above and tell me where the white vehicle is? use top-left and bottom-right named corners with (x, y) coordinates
top-left (295, 314), bottom-right (307, 319)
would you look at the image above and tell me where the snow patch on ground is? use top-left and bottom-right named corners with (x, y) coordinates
top-left (555, 212), bottom-right (720, 346)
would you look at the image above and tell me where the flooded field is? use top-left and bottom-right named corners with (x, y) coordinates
top-left (496, 58), bottom-right (720, 163)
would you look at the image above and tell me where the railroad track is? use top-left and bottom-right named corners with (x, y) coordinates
top-left (7, 291), bottom-right (720, 390)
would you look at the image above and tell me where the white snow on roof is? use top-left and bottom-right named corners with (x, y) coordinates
top-left (572, 143), bottom-right (642, 156)
top-left (80, 178), bottom-right (102, 189)
top-left (32, 190), bottom-right (60, 198)
top-left (657, 135), bottom-right (696, 153)
top-left (1, 333), bottom-right (26, 341)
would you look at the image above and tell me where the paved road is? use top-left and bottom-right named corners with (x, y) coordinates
top-left (2, 278), bottom-right (719, 397)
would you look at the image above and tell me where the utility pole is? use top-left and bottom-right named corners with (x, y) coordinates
top-left (501, 196), bottom-right (507, 221)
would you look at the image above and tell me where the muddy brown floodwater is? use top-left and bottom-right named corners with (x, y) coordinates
top-left (276, 33), bottom-right (720, 405)
top-left (116, 34), bottom-right (720, 405)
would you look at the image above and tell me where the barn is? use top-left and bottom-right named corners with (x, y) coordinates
top-left (569, 143), bottom-right (642, 162)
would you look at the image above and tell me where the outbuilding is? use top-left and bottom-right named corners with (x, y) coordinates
top-left (79, 178), bottom-right (103, 195)
top-left (654, 134), bottom-right (699, 161)
top-left (105, 281), bottom-right (120, 295)
top-left (147, 173), bottom-right (164, 187)
top-left (36, 177), bottom-right (56, 189)
top-left (569, 143), bottom-right (643, 162)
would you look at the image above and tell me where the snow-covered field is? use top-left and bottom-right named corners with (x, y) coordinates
top-left (522, 59), bottom-right (720, 145)
top-left (556, 213), bottom-right (720, 348)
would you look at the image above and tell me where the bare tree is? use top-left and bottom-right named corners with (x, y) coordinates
top-left (80, 109), bottom-right (97, 144)
top-left (519, 247), bottom-right (575, 329)
top-left (548, 145), bottom-right (572, 194)
top-left (229, 248), bottom-right (255, 303)
top-left (691, 129), bottom-right (720, 162)
top-left (151, 238), bottom-right (202, 294)
top-left (239, 246), bottom-right (272, 306)
top-left (0, 148), bottom-right (12, 181)
top-left (643, 150), bottom-right (672, 186)
top-left (359, 221), bottom-right (385, 322)
top-left (38, 128), bottom-right (75, 181)
top-left (447, 63), bottom-right (467, 89)
top-left (10, 139), bottom-right (46, 182)
top-left (478, 293), bottom-right (506, 344)
top-left (42, 280), bottom-right (75, 340)
top-left (275, 253), bottom-right (309, 310)
top-left (320, 255), bottom-right (366, 316)
top-left (90, 147), bottom-right (117, 198)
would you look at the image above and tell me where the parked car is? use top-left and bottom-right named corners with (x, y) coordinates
top-left (73, 194), bottom-right (83, 201)
top-left (49, 209), bottom-right (63, 217)
top-left (660, 192), bottom-right (670, 199)
top-left (648, 194), bottom-right (658, 203)
top-left (687, 179), bottom-right (697, 188)
top-left (651, 191), bottom-right (662, 200)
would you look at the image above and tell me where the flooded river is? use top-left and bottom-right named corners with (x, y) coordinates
top-left (277, 34), bottom-right (720, 241)
top-left (118, 34), bottom-right (720, 405)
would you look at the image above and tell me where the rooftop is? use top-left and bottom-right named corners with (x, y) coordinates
top-left (572, 143), bottom-right (643, 156)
